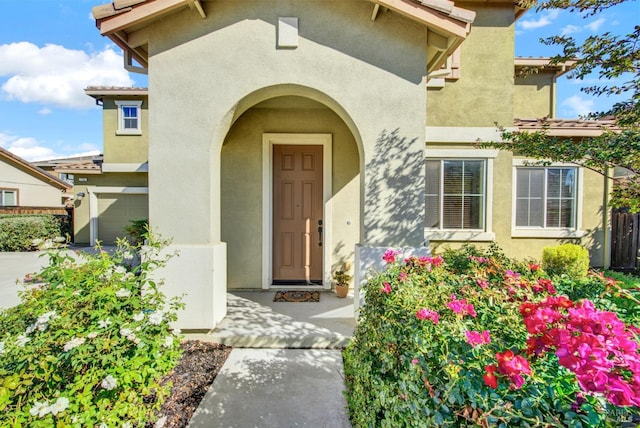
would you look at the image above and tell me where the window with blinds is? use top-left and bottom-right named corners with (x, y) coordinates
top-left (425, 159), bottom-right (486, 230)
top-left (515, 167), bottom-right (576, 228)
top-left (0, 189), bottom-right (17, 206)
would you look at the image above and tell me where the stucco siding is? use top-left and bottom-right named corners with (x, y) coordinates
top-left (427, 5), bottom-right (515, 126)
top-left (0, 159), bottom-right (64, 207)
top-left (148, 0), bottom-right (427, 249)
top-left (222, 102), bottom-right (359, 289)
top-left (514, 73), bottom-right (554, 118)
top-left (102, 97), bottom-right (149, 164)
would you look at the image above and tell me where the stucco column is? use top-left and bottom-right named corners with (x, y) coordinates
top-left (361, 128), bottom-right (426, 247)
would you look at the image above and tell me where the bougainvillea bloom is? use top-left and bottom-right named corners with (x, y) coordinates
top-left (496, 350), bottom-right (532, 389)
top-left (465, 330), bottom-right (491, 347)
top-left (447, 294), bottom-right (477, 317)
top-left (520, 297), bottom-right (640, 406)
top-left (382, 249), bottom-right (399, 264)
top-left (476, 278), bottom-right (489, 289)
top-left (483, 365), bottom-right (498, 389)
top-left (416, 308), bottom-right (439, 324)
top-left (398, 272), bottom-right (407, 281)
top-left (381, 282), bottom-right (392, 294)
top-left (528, 263), bottom-right (540, 271)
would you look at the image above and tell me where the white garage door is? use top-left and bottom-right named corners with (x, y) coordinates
top-left (97, 194), bottom-right (148, 244)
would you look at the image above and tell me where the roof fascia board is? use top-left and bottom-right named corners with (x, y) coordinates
top-left (98, 0), bottom-right (188, 35)
top-left (373, 0), bottom-right (471, 39)
top-left (0, 148), bottom-right (72, 190)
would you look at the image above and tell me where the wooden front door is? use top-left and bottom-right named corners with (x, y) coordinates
top-left (272, 144), bottom-right (323, 284)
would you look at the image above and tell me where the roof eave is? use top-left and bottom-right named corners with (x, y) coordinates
top-left (0, 148), bottom-right (73, 191)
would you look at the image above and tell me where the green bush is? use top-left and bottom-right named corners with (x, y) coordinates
top-left (542, 243), bottom-right (590, 279)
top-left (344, 246), bottom-right (640, 427)
top-left (0, 233), bottom-right (183, 427)
top-left (0, 215), bottom-right (64, 251)
top-left (124, 219), bottom-right (148, 245)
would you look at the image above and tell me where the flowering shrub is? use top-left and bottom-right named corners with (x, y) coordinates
top-left (343, 244), bottom-right (640, 427)
top-left (0, 233), bottom-right (183, 427)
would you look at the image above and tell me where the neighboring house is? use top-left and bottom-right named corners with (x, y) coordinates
top-left (90, 0), bottom-right (613, 329)
top-left (0, 147), bottom-right (72, 208)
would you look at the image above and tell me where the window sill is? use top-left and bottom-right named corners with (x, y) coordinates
top-left (511, 229), bottom-right (586, 238)
top-left (116, 130), bottom-right (142, 136)
top-left (424, 229), bottom-right (496, 242)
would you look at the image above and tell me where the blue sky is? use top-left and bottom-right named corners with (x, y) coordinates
top-left (0, 1), bottom-right (637, 161)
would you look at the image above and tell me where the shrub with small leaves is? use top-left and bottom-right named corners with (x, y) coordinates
top-left (0, 232), bottom-right (183, 427)
top-left (542, 243), bottom-right (590, 279)
top-left (0, 215), bottom-right (64, 252)
top-left (344, 245), bottom-right (640, 427)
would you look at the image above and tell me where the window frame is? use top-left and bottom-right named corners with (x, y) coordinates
top-left (511, 160), bottom-right (584, 238)
top-left (424, 149), bottom-right (497, 241)
top-left (0, 188), bottom-right (18, 206)
top-left (115, 100), bottom-right (143, 135)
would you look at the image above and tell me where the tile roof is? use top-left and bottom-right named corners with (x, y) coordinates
top-left (514, 118), bottom-right (620, 137)
top-left (54, 162), bottom-right (103, 175)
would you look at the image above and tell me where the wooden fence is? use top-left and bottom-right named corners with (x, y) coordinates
top-left (611, 208), bottom-right (640, 272)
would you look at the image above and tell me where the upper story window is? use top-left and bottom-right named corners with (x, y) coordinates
top-left (0, 189), bottom-right (18, 206)
top-left (115, 100), bottom-right (142, 135)
top-left (512, 161), bottom-right (584, 238)
top-left (59, 173), bottom-right (74, 185)
top-left (424, 149), bottom-right (498, 241)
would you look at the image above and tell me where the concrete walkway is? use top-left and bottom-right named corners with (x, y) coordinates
top-left (0, 251), bottom-right (52, 310)
top-left (186, 291), bottom-right (355, 427)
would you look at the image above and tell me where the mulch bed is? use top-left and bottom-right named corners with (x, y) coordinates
top-left (145, 340), bottom-right (232, 428)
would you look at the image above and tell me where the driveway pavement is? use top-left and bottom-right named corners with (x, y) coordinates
top-left (0, 251), bottom-right (52, 310)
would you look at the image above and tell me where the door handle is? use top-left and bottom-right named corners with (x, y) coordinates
top-left (317, 219), bottom-right (323, 247)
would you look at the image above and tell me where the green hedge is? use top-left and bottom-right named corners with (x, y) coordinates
top-left (344, 245), bottom-right (640, 427)
top-left (0, 215), bottom-right (65, 251)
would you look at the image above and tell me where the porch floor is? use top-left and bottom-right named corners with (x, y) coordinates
top-left (183, 291), bottom-right (356, 349)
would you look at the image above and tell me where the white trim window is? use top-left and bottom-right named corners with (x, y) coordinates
top-left (424, 149), bottom-right (497, 241)
top-left (515, 166), bottom-right (577, 229)
top-left (426, 159), bottom-right (486, 229)
top-left (115, 100), bottom-right (142, 135)
top-left (0, 189), bottom-right (18, 206)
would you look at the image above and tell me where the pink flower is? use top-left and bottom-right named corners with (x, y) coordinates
top-left (398, 272), bottom-right (407, 281)
top-left (476, 278), bottom-right (489, 289)
top-left (412, 358), bottom-right (419, 365)
top-left (465, 330), bottom-right (491, 347)
top-left (528, 263), bottom-right (540, 271)
top-left (381, 282), bottom-right (392, 294)
top-left (483, 365), bottom-right (498, 389)
top-left (416, 308), bottom-right (439, 324)
top-left (447, 294), bottom-right (477, 317)
top-left (382, 249), bottom-right (399, 264)
top-left (496, 350), bottom-right (531, 389)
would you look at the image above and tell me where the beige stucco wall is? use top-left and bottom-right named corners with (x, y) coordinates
top-left (221, 99), bottom-right (359, 289)
top-left (0, 159), bottom-right (65, 206)
top-left (514, 73), bottom-right (554, 118)
top-left (148, 0), bottom-right (427, 249)
top-left (72, 173), bottom-right (148, 244)
top-left (101, 97), bottom-right (149, 164)
top-left (427, 5), bottom-right (515, 126)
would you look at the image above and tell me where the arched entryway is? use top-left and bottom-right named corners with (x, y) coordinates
top-left (220, 93), bottom-right (361, 291)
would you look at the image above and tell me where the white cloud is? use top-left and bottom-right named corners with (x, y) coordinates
top-left (561, 95), bottom-right (595, 117)
top-left (519, 10), bottom-right (560, 30)
top-left (0, 42), bottom-right (133, 109)
top-left (585, 17), bottom-right (606, 31)
top-left (38, 108), bottom-right (52, 115)
top-left (0, 132), bottom-right (100, 162)
top-left (561, 25), bottom-right (580, 35)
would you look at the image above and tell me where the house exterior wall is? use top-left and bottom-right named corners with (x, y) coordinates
top-left (514, 73), bottom-right (554, 118)
top-left (221, 102), bottom-right (360, 289)
top-left (101, 97), bottom-right (149, 164)
top-left (73, 173), bottom-right (148, 244)
top-left (145, 0), bottom-right (428, 327)
top-left (0, 159), bottom-right (64, 206)
top-left (427, 5), bottom-right (515, 127)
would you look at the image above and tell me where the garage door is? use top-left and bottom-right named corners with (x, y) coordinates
top-left (97, 194), bottom-right (148, 244)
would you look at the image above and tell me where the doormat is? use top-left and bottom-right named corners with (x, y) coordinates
top-left (273, 290), bottom-right (320, 303)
